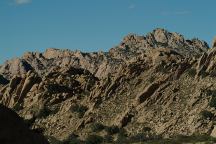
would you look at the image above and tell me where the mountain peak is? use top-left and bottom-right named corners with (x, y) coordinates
top-left (1, 29), bottom-right (216, 143)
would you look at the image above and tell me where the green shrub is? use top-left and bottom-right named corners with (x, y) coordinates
top-left (90, 122), bottom-right (105, 132)
top-left (201, 110), bottom-right (214, 120)
top-left (187, 68), bottom-right (196, 77)
top-left (209, 70), bottom-right (216, 77)
top-left (37, 106), bottom-right (52, 118)
top-left (62, 133), bottom-right (80, 144)
top-left (199, 70), bottom-right (209, 78)
top-left (70, 104), bottom-right (88, 118)
top-left (130, 133), bottom-right (147, 142)
top-left (103, 135), bottom-right (113, 143)
top-left (105, 125), bottom-right (119, 135)
top-left (210, 96), bottom-right (216, 108)
top-left (143, 127), bottom-right (152, 132)
top-left (85, 135), bottom-right (103, 144)
top-left (205, 89), bottom-right (216, 97)
top-left (148, 76), bottom-right (155, 83)
top-left (171, 134), bottom-right (216, 143)
top-left (116, 129), bottom-right (127, 143)
top-left (63, 139), bottom-right (80, 144)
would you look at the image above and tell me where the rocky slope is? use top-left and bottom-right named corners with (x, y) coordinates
top-left (1, 28), bottom-right (216, 143)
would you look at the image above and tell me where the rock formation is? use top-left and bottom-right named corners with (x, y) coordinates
top-left (1, 28), bottom-right (216, 143)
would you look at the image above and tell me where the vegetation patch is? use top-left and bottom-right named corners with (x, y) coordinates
top-left (210, 96), bottom-right (216, 109)
top-left (70, 104), bottom-right (88, 118)
top-left (85, 135), bottom-right (103, 144)
top-left (90, 122), bottom-right (105, 132)
top-left (105, 125), bottom-right (120, 135)
top-left (187, 68), bottom-right (197, 77)
top-left (201, 110), bottom-right (214, 120)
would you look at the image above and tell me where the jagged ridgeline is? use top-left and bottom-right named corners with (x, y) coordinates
top-left (1, 28), bottom-right (216, 143)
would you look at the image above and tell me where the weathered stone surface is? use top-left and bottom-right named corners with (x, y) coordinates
top-left (0, 29), bottom-right (216, 142)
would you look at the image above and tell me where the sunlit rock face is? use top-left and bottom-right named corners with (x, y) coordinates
top-left (2, 29), bottom-right (216, 142)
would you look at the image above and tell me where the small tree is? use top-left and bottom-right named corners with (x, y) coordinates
top-left (85, 135), bottom-right (103, 144)
top-left (70, 104), bottom-right (88, 118)
top-left (187, 68), bottom-right (196, 77)
top-left (105, 125), bottom-right (119, 135)
top-left (210, 96), bottom-right (216, 108)
top-left (90, 122), bottom-right (105, 132)
top-left (201, 110), bottom-right (214, 120)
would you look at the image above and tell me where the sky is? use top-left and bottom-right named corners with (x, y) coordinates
top-left (0, 0), bottom-right (216, 64)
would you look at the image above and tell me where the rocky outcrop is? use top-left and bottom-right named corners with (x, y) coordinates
top-left (0, 29), bottom-right (209, 80)
top-left (213, 37), bottom-right (216, 48)
top-left (1, 29), bottom-right (216, 142)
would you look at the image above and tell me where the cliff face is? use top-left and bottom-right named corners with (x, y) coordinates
top-left (1, 28), bottom-right (216, 142)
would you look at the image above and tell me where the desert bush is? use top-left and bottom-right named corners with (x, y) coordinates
top-left (210, 96), bottom-right (216, 109)
top-left (171, 134), bottom-right (216, 143)
top-left (131, 133), bottom-right (147, 142)
top-left (142, 134), bottom-right (216, 144)
top-left (90, 122), bottom-right (105, 132)
top-left (62, 133), bottom-right (80, 144)
top-left (105, 125), bottom-right (120, 135)
top-left (209, 70), bottom-right (216, 77)
top-left (199, 70), bottom-right (209, 78)
top-left (148, 76), bottom-right (155, 83)
top-left (205, 89), bottom-right (216, 97)
top-left (103, 135), bottom-right (113, 143)
top-left (203, 89), bottom-right (216, 109)
top-left (63, 139), bottom-right (80, 144)
top-left (201, 110), bottom-right (214, 120)
top-left (116, 128), bottom-right (128, 143)
top-left (187, 68), bottom-right (196, 77)
top-left (85, 135), bottom-right (103, 144)
top-left (70, 104), bottom-right (88, 118)
top-left (37, 106), bottom-right (52, 118)
top-left (143, 127), bottom-right (152, 132)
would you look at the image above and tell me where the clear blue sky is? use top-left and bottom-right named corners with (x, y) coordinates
top-left (0, 0), bottom-right (216, 63)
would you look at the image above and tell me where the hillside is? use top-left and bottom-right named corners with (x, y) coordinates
top-left (1, 28), bottom-right (216, 143)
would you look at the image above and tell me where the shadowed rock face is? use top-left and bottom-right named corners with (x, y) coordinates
top-left (0, 75), bottom-right (9, 85)
top-left (0, 104), bottom-right (48, 144)
top-left (1, 29), bottom-right (216, 142)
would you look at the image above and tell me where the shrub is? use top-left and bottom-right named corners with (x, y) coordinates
top-left (148, 76), bottom-right (155, 83)
top-left (130, 133), bottom-right (147, 142)
top-left (210, 96), bottom-right (216, 108)
top-left (209, 70), bottom-right (216, 77)
top-left (105, 125), bottom-right (120, 135)
top-left (70, 104), bottom-right (88, 118)
top-left (90, 122), bottom-right (105, 132)
top-left (201, 110), bottom-right (214, 120)
top-left (187, 68), bottom-right (196, 77)
top-left (63, 139), bottom-right (81, 144)
top-left (171, 134), bottom-right (216, 143)
top-left (205, 89), bottom-right (216, 97)
top-left (199, 70), bottom-right (209, 78)
top-left (116, 129), bottom-right (127, 143)
top-left (143, 127), bottom-right (152, 132)
top-left (103, 135), bottom-right (113, 143)
top-left (62, 133), bottom-right (80, 144)
top-left (37, 106), bottom-right (52, 118)
top-left (85, 135), bottom-right (103, 144)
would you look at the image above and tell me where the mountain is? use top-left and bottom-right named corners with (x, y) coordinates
top-left (1, 28), bottom-right (216, 143)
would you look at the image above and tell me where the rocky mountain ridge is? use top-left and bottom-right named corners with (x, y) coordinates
top-left (1, 28), bottom-right (216, 143)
